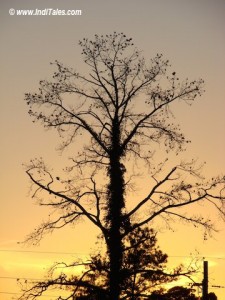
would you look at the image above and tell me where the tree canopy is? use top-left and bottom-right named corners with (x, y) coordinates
top-left (19, 32), bottom-right (225, 300)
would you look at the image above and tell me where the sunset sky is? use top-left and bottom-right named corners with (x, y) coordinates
top-left (0, 0), bottom-right (225, 299)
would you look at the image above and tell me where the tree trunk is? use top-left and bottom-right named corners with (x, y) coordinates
top-left (107, 115), bottom-right (125, 300)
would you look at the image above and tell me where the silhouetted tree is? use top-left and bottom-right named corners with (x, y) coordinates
top-left (119, 227), bottom-right (187, 299)
top-left (208, 292), bottom-right (217, 300)
top-left (19, 32), bottom-right (225, 300)
top-left (18, 227), bottom-right (194, 299)
top-left (150, 286), bottom-right (198, 299)
top-left (78, 227), bottom-right (194, 299)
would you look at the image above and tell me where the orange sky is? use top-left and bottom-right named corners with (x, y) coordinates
top-left (0, 0), bottom-right (225, 299)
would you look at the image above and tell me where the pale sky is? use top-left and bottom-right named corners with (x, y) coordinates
top-left (0, 0), bottom-right (225, 299)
